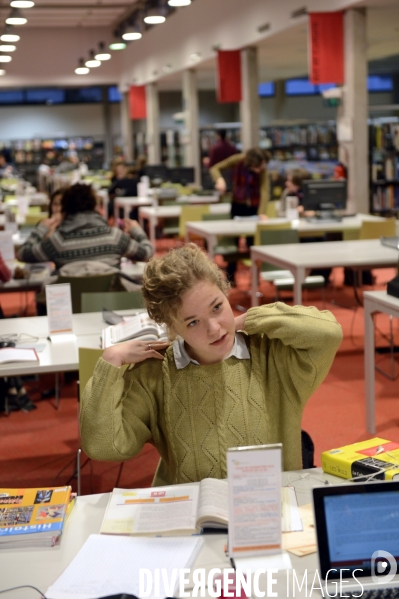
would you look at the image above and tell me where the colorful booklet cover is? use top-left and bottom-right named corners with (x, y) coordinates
top-left (322, 437), bottom-right (399, 481)
top-left (0, 486), bottom-right (72, 547)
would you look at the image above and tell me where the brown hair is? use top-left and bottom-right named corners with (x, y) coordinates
top-left (142, 244), bottom-right (229, 336)
top-left (244, 147), bottom-right (270, 169)
top-left (61, 183), bottom-right (96, 215)
top-left (288, 168), bottom-right (311, 188)
top-left (48, 187), bottom-right (67, 217)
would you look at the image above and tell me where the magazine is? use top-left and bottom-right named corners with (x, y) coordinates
top-left (0, 486), bottom-right (72, 547)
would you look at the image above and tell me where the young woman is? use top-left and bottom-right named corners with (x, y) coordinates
top-left (80, 244), bottom-right (342, 486)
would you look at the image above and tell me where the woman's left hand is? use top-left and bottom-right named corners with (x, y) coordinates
top-left (234, 313), bottom-right (247, 332)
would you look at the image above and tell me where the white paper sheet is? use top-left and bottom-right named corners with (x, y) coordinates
top-left (46, 533), bottom-right (203, 599)
top-left (46, 283), bottom-right (73, 335)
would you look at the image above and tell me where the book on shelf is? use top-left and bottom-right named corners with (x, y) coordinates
top-left (0, 347), bottom-right (39, 365)
top-left (321, 437), bottom-right (399, 482)
top-left (0, 485), bottom-right (72, 547)
top-left (102, 312), bottom-right (168, 348)
top-left (100, 479), bottom-right (301, 537)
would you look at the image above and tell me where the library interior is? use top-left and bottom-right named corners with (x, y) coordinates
top-left (1, 0), bottom-right (399, 597)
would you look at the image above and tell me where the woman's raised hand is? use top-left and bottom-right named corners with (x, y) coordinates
top-left (102, 339), bottom-right (170, 368)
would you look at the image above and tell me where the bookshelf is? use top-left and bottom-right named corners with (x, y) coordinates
top-left (369, 119), bottom-right (399, 214)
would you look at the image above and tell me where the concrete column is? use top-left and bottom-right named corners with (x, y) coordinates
top-left (120, 91), bottom-right (133, 161)
top-left (339, 8), bottom-right (368, 214)
top-left (182, 69), bottom-right (200, 185)
top-left (240, 47), bottom-right (260, 150)
top-left (146, 83), bottom-right (161, 164)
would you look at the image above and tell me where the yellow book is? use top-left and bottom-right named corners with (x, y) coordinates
top-left (322, 437), bottom-right (399, 482)
top-left (0, 486), bottom-right (72, 547)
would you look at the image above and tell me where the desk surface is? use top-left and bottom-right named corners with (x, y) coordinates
top-left (251, 238), bottom-right (399, 269)
top-left (0, 469), bottom-right (339, 599)
top-left (139, 203), bottom-right (231, 218)
top-left (0, 310), bottom-right (134, 376)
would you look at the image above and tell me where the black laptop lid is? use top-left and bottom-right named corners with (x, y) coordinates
top-left (313, 481), bottom-right (399, 581)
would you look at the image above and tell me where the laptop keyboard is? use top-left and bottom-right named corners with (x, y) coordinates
top-left (348, 589), bottom-right (399, 598)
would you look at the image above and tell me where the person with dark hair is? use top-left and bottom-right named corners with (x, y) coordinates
top-left (47, 188), bottom-right (65, 217)
top-left (108, 162), bottom-right (139, 220)
top-left (210, 147), bottom-right (271, 284)
top-left (17, 183), bottom-right (154, 270)
top-left (277, 168), bottom-right (310, 217)
top-left (0, 151), bottom-right (17, 177)
top-left (207, 129), bottom-right (238, 168)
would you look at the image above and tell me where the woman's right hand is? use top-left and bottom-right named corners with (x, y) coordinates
top-left (215, 177), bottom-right (227, 194)
top-left (102, 339), bottom-right (170, 368)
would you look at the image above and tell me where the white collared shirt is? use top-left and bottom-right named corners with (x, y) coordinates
top-left (173, 332), bottom-right (250, 369)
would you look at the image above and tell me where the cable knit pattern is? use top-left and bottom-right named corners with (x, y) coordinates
top-left (81, 303), bottom-right (343, 486)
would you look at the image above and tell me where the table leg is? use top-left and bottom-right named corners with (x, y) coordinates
top-left (251, 259), bottom-right (259, 307)
top-left (206, 235), bottom-right (216, 260)
top-left (293, 267), bottom-right (305, 305)
top-left (364, 299), bottom-right (376, 434)
top-left (150, 216), bottom-right (156, 246)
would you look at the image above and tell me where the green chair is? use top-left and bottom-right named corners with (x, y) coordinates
top-left (201, 213), bottom-right (239, 257)
top-left (57, 274), bottom-right (115, 314)
top-left (81, 291), bottom-right (144, 313)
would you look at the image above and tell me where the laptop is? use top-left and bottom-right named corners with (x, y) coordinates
top-left (313, 480), bottom-right (399, 597)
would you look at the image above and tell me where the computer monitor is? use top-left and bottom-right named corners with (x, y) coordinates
top-left (143, 164), bottom-right (169, 182)
top-left (168, 167), bottom-right (195, 185)
top-left (302, 179), bottom-right (347, 220)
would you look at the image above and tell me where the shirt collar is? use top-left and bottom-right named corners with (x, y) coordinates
top-left (173, 332), bottom-right (250, 369)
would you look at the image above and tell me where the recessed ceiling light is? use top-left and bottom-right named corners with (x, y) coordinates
top-left (122, 31), bottom-right (142, 41)
top-left (1, 33), bottom-right (20, 42)
top-left (0, 45), bottom-right (16, 52)
top-left (168, 0), bottom-right (191, 5)
top-left (10, 1), bottom-right (35, 7)
top-left (85, 50), bottom-right (101, 68)
top-left (75, 58), bottom-right (89, 75)
top-left (0, 56), bottom-right (12, 62)
top-left (6, 8), bottom-right (27, 25)
top-left (144, 8), bottom-right (166, 25)
top-left (109, 42), bottom-right (126, 50)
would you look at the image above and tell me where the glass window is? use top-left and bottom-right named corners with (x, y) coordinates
top-left (367, 75), bottom-right (393, 92)
top-left (26, 88), bottom-right (65, 104)
top-left (285, 79), bottom-right (317, 95)
top-left (108, 86), bottom-right (122, 102)
top-left (258, 82), bottom-right (275, 97)
top-left (0, 89), bottom-right (24, 104)
top-left (65, 87), bottom-right (103, 103)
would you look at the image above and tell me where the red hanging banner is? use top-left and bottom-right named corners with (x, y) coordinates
top-left (217, 50), bottom-right (242, 103)
top-left (309, 12), bottom-right (344, 85)
top-left (129, 85), bottom-right (146, 120)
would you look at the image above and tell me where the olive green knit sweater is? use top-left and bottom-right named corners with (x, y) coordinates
top-left (80, 303), bottom-right (342, 486)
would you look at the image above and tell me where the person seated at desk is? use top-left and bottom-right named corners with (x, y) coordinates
top-left (277, 168), bottom-right (310, 218)
top-left (16, 183), bottom-right (154, 271)
top-left (80, 244), bottom-right (342, 486)
top-left (47, 188), bottom-right (65, 217)
top-left (108, 162), bottom-right (139, 220)
top-left (210, 148), bottom-right (271, 285)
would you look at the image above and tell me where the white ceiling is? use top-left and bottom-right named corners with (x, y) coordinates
top-left (0, 0), bottom-right (136, 28)
top-left (0, 0), bottom-right (398, 89)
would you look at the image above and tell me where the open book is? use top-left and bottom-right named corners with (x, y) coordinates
top-left (0, 347), bottom-right (39, 365)
top-left (101, 478), bottom-right (228, 536)
top-left (102, 312), bottom-right (168, 348)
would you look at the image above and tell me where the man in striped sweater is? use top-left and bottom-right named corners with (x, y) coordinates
top-left (17, 183), bottom-right (154, 270)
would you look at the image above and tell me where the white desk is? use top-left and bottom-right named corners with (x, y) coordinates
top-left (114, 196), bottom-right (155, 219)
top-left (0, 469), bottom-right (339, 599)
top-left (251, 239), bottom-right (399, 307)
top-left (185, 214), bottom-right (386, 259)
top-left (364, 290), bottom-right (399, 434)
top-left (139, 204), bottom-right (231, 245)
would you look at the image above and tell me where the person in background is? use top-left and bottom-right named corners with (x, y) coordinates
top-left (207, 129), bottom-right (238, 168)
top-left (80, 244), bottom-right (342, 485)
top-left (109, 156), bottom-right (125, 183)
top-left (137, 154), bottom-right (148, 179)
top-left (108, 162), bottom-right (139, 220)
top-left (210, 148), bottom-right (270, 285)
top-left (0, 151), bottom-right (17, 178)
top-left (17, 183), bottom-right (153, 271)
top-left (47, 188), bottom-right (65, 217)
top-left (277, 169), bottom-right (310, 217)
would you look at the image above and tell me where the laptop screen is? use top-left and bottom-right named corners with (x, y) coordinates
top-left (313, 481), bottom-right (399, 581)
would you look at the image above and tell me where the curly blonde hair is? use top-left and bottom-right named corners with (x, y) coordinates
top-left (142, 244), bottom-right (230, 335)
